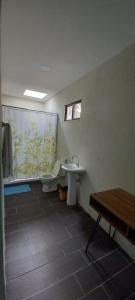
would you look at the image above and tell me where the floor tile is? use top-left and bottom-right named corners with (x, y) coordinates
top-left (86, 237), bottom-right (118, 261)
top-left (58, 211), bottom-right (87, 227)
top-left (6, 226), bottom-right (69, 263)
top-left (5, 207), bottom-right (17, 216)
top-left (7, 251), bottom-right (87, 299)
top-left (5, 182), bottom-right (135, 300)
top-left (5, 219), bottom-right (54, 247)
top-left (6, 240), bottom-right (35, 263)
top-left (27, 275), bottom-right (83, 300)
top-left (56, 205), bottom-right (83, 217)
top-left (60, 231), bottom-right (91, 255)
top-left (5, 223), bottom-right (20, 234)
top-left (76, 250), bottom-right (128, 293)
top-left (128, 292), bottom-right (135, 299)
top-left (17, 200), bottom-right (51, 214)
top-left (103, 263), bottom-right (135, 300)
top-left (48, 196), bottom-right (66, 206)
top-left (6, 245), bottom-right (64, 280)
top-left (60, 228), bottom-right (105, 255)
top-left (5, 194), bottom-right (38, 209)
top-left (66, 214), bottom-right (94, 236)
top-left (118, 248), bottom-right (133, 263)
top-left (80, 287), bottom-right (109, 300)
top-left (6, 230), bottom-right (31, 247)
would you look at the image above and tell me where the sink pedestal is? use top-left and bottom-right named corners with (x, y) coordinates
top-left (61, 163), bottom-right (85, 206)
top-left (67, 173), bottom-right (77, 206)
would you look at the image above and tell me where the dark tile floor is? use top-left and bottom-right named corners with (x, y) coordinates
top-left (5, 182), bottom-right (135, 300)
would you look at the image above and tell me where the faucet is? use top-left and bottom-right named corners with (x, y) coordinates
top-left (72, 155), bottom-right (79, 167)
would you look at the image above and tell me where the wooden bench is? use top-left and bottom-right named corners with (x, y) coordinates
top-left (85, 188), bottom-right (135, 254)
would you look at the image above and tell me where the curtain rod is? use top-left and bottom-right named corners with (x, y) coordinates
top-left (2, 104), bottom-right (57, 116)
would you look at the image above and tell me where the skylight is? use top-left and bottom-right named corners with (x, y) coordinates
top-left (24, 89), bottom-right (47, 99)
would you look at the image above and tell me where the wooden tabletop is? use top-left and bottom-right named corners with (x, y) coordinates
top-left (90, 188), bottom-right (135, 230)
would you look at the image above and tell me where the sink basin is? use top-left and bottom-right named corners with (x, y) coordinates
top-left (62, 163), bottom-right (85, 174)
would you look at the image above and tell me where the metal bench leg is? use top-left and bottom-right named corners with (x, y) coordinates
top-left (109, 224), bottom-right (117, 239)
top-left (109, 224), bottom-right (112, 237)
top-left (85, 214), bottom-right (101, 255)
top-left (112, 228), bottom-right (117, 239)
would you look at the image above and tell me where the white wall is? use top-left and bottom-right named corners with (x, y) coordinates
top-left (0, 94), bottom-right (6, 299)
top-left (44, 43), bottom-right (135, 258)
top-left (2, 95), bottom-right (44, 111)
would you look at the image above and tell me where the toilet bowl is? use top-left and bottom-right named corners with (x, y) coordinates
top-left (40, 160), bottom-right (61, 192)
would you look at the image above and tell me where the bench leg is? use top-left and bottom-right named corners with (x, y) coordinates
top-left (85, 214), bottom-right (101, 255)
top-left (109, 224), bottom-right (111, 237)
top-left (112, 228), bottom-right (117, 239)
top-left (109, 224), bottom-right (117, 239)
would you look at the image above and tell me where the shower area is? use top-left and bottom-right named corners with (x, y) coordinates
top-left (2, 105), bottom-right (57, 183)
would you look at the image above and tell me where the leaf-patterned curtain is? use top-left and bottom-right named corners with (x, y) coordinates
top-left (2, 106), bottom-right (57, 179)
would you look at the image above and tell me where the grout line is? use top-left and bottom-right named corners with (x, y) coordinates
top-left (102, 285), bottom-right (112, 300)
top-left (78, 249), bottom-right (89, 266)
top-left (5, 212), bottom-right (97, 242)
top-left (5, 234), bottom-right (117, 266)
top-left (126, 291), bottom-right (135, 299)
top-left (78, 284), bottom-right (103, 300)
top-left (61, 249), bottom-right (66, 257)
top-left (5, 226), bottom-right (72, 254)
top-left (6, 237), bottom-right (62, 262)
top-left (60, 215), bottom-right (86, 229)
top-left (22, 274), bottom-right (78, 300)
top-left (7, 248), bottom-right (88, 282)
top-left (117, 248), bottom-right (132, 264)
top-left (5, 208), bottom-right (18, 216)
top-left (78, 262), bottom-right (134, 300)
top-left (78, 247), bottom-right (119, 269)
top-left (6, 219), bottom-right (69, 248)
top-left (5, 204), bottom-right (64, 226)
top-left (65, 227), bottom-right (73, 238)
top-left (6, 251), bottom-right (66, 282)
top-left (102, 261), bottom-right (134, 286)
top-left (73, 247), bottom-right (129, 282)
top-left (74, 273), bottom-right (84, 294)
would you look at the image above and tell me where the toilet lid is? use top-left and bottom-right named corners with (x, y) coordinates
top-left (52, 160), bottom-right (61, 176)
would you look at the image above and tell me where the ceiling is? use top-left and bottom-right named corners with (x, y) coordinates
top-left (2, 0), bottom-right (135, 102)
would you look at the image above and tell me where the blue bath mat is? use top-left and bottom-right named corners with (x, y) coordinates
top-left (4, 184), bottom-right (31, 196)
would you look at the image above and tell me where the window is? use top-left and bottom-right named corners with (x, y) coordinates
top-left (65, 100), bottom-right (82, 121)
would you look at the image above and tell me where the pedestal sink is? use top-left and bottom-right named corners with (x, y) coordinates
top-left (62, 164), bottom-right (85, 206)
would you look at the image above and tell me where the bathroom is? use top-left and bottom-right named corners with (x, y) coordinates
top-left (1, 1), bottom-right (135, 299)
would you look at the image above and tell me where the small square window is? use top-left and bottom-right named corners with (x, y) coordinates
top-left (65, 100), bottom-right (81, 121)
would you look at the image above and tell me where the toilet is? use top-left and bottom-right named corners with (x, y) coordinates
top-left (40, 160), bottom-right (61, 192)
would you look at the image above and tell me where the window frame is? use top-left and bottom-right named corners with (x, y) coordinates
top-left (64, 100), bottom-right (82, 121)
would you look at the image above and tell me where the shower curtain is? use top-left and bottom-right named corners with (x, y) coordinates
top-left (2, 106), bottom-right (57, 180)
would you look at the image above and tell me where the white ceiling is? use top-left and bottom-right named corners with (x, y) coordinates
top-left (2, 0), bottom-right (135, 102)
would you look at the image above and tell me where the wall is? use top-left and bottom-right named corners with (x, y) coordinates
top-left (2, 95), bottom-right (44, 111)
top-left (0, 0), bottom-right (6, 294)
top-left (0, 111), bottom-right (6, 300)
top-left (44, 43), bottom-right (135, 258)
top-left (0, 82), bottom-right (6, 298)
